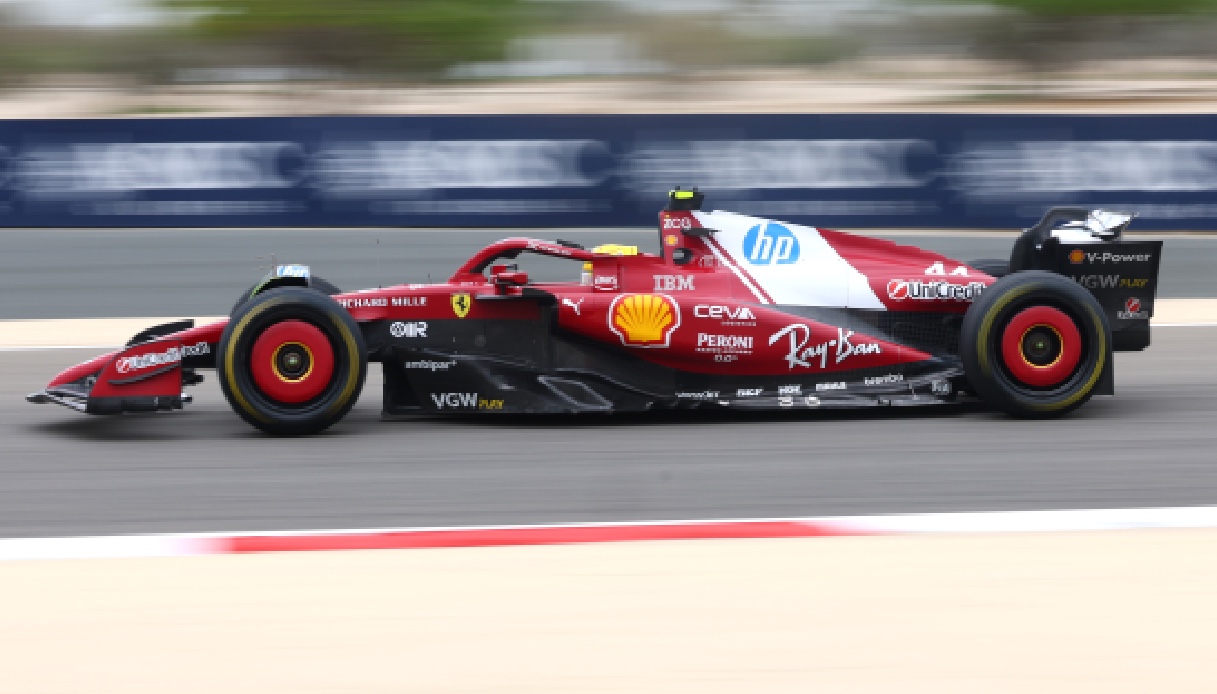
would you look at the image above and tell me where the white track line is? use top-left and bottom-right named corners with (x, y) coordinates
top-left (3, 505), bottom-right (1217, 562)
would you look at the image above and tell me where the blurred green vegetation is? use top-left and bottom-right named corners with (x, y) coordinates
top-left (967, 0), bottom-right (1217, 15)
top-left (3, 0), bottom-right (1217, 87)
top-left (159, 0), bottom-right (533, 77)
top-left (0, 23), bottom-right (173, 85)
top-left (937, 0), bottom-right (1217, 71)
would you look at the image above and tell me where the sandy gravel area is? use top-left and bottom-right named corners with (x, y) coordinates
top-left (2, 530), bottom-right (1216, 693)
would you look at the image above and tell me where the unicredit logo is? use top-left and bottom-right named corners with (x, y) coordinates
top-left (887, 279), bottom-right (986, 302)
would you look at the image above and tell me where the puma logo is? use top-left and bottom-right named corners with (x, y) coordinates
top-left (562, 297), bottom-right (584, 315)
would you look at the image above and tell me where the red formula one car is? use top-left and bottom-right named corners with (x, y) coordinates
top-left (28, 189), bottom-right (1163, 435)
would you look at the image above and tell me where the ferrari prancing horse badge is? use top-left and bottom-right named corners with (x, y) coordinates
top-left (451, 293), bottom-right (471, 318)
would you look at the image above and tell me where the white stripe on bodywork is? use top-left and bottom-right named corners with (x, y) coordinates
top-left (694, 210), bottom-right (885, 310)
top-left (703, 235), bottom-right (772, 305)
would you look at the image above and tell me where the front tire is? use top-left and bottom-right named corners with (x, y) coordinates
top-left (231, 276), bottom-right (341, 315)
top-left (218, 287), bottom-right (367, 435)
top-left (961, 271), bottom-right (1110, 418)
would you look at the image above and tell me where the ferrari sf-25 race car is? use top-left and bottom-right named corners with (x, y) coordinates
top-left (28, 189), bottom-right (1164, 435)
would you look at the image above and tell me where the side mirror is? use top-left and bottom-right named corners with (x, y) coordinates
top-left (492, 270), bottom-right (529, 291)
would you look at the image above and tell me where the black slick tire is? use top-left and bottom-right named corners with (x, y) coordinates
top-left (218, 287), bottom-right (367, 435)
top-left (966, 259), bottom-right (1010, 279)
top-left (231, 276), bottom-right (341, 316)
top-left (960, 271), bottom-right (1110, 419)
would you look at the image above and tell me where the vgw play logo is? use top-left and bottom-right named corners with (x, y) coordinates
top-left (742, 222), bottom-right (800, 265)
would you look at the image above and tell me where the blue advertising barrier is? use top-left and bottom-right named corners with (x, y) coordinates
top-left (1, 114), bottom-right (1216, 230)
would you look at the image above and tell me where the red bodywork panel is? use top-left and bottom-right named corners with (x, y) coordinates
top-left (38, 213), bottom-right (995, 405)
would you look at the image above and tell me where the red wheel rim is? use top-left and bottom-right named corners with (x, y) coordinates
top-left (250, 320), bottom-right (335, 404)
top-left (1000, 306), bottom-right (1083, 388)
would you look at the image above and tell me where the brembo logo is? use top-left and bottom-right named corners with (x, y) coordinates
top-left (742, 222), bottom-right (800, 265)
top-left (887, 280), bottom-right (985, 302)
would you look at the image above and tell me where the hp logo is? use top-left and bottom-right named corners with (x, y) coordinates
top-left (742, 223), bottom-right (800, 265)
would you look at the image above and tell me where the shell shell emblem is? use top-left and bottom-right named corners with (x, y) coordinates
top-left (609, 294), bottom-right (680, 348)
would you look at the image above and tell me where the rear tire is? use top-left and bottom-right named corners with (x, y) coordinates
top-left (218, 287), bottom-right (367, 435)
top-left (967, 259), bottom-right (1010, 278)
top-left (961, 271), bottom-right (1109, 419)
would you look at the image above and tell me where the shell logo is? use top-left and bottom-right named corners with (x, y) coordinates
top-left (609, 294), bottom-right (680, 348)
top-left (1068, 249), bottom-right (1086, 264)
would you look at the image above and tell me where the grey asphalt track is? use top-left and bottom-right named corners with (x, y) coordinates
top-left (3, 327), bottom-right (1216, 538)
top-left (2, 228), bottom-right (1214, 319)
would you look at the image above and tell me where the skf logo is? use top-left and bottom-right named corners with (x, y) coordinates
top-left (609, 294), bottom-right (680, 348)
top-left (663, 216), bottom-right (691, 230)
top-left (450, 293), bottom-right (472, 318)
top-left (654, 275), bottom-right (694, 291)
top-left (1069, 249), bottom-right (1086, 264)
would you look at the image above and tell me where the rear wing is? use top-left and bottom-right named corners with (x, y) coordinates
top-left (1014, 208), bottom-right (1163, 352)
top-left (1051, 239), bottom-right (1163, 351)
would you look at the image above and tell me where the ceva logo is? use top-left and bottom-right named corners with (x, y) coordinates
top-left (742, 222), bottom-right (800, 265)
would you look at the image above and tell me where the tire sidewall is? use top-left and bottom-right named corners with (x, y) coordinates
top-left (218, 287), bottom-right (366, 435)
top-left (961, 271), bottom-right (1110, 418)
top-left (231, 276), bottom-right (341, 316)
